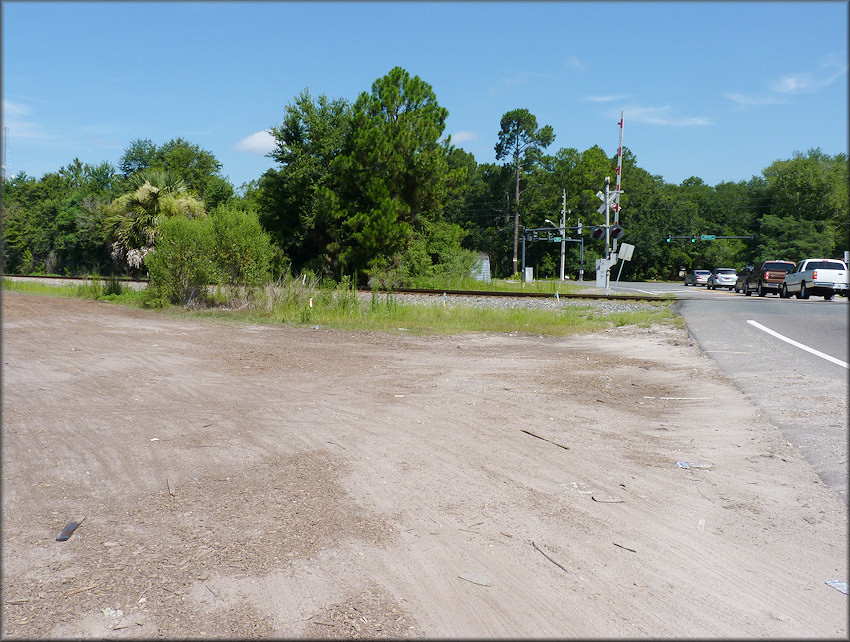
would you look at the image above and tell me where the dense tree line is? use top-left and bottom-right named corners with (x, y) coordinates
top-left (2, 67), bottom-right (847, 286)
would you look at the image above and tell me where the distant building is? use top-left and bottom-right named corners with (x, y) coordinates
top-left (471, 253), bottom-right (491, 283)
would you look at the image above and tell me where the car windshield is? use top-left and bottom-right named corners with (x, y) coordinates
top-left (696, 271), bottom-right (710, 275)
top-left (716, 269), bottom-right (736, 274)
top-left (763, 262), bottom-right (794, 271)
top-left (807, 261), bottom-right (844, 270)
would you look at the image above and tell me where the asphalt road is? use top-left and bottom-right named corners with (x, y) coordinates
top-left (607, 280), bottom-right (849, 498)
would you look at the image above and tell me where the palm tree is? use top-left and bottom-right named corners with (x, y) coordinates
top-left (104, 169), bottom-right (205, 273)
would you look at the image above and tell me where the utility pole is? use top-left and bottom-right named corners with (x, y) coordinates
top-left (2, 126), bottom-right (7, 182)
top-left (512, 161), bottom-right (521, 277)
top-left (604, 176), bottom-right (611, 261)
top-left (578, 219), bottom-right (584, 281)
top-left (559, 189), bottom-right (566, 281)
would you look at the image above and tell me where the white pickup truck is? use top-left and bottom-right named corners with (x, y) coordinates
top-left (781, 258), bottom-right (849, 300)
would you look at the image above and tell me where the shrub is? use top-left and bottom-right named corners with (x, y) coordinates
top-left (104, 275), bottom-right (123, 296)
top-left (77, 275), bottom-right (103, 299)
top-left (209, 203), bottom-right (275, 293)
top-left (145, 216), bottom-right (215, 305)
top-left (142, 205), bottom-right (277, 307)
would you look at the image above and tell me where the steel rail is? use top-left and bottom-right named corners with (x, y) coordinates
top-left (357, 286), bottom-right (666, 301)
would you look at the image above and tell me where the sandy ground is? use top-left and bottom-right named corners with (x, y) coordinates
top-left (1, 291), bottom-right (847, 639)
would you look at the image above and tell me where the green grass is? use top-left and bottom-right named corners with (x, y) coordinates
top-left (3, 277), bottom-right (147, 306)
top-left (150, 279), bottom-right (679, 336)
top-left (3, 278), bottom-right (80, 297)
top-left (3, 275), bottom-right (679, 336)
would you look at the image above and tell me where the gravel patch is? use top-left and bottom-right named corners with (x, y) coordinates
top-left (361, 291), bottom-right (664, 314)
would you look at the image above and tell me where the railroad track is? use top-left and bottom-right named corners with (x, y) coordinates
top-left (376, 286), bottom-right (664, 301)
top-left (3, 275), bottom-right (667, 301)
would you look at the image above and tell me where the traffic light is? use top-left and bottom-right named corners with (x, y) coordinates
top-left (590, 226), bottom-right (605, 241)
top-left (665, 233), bottom-right (671, 243)
top-left (690, 235), bottom-right (696, 243)
top-left (609, 224), bottom-right (624, 240)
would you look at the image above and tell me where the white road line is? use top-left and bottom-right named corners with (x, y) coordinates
top-left (746, 320), bottom-right (849, 369)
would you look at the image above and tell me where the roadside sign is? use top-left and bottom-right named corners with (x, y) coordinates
top-left (700, 234), bottom-right (716, 240)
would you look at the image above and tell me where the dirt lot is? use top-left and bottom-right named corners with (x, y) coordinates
top-left (2, 291), bottom-right (847, 638)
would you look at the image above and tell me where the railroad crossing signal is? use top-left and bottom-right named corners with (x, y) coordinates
top-left (591, 224), bottom-right (624, 241)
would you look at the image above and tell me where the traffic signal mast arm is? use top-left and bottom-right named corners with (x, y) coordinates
top-left (665, 234), bottom-right (757, 242)
top-left (524, 226), bottom-right (584, 243)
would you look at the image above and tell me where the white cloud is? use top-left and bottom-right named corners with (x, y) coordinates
top-left (234, 130), bottom-right (275, 155)
top-left (818, 52), bottom-right (849, 84)
top-left (729, 52), bottom-right (847, 108)
top-left (451, 131), bottom-right (478, 143)
top-left (770, 55), bottom-right (847, 95)
top-left (582, 95), bottom-right (630, 103)
top-left (564, 56), bottom-right (583, 70)
top-left (625, 106), bottom-right (711, 127)
top-left (769, 73), bottom-right (813, 94)
top-left (3, 99), bottom-right (29, 118)
top-left (2, 99), bottom-right (50, 140)
top-left (503, 72), bottom-right (531, 86)
top-left (725, 92), bottom-right (788, 107)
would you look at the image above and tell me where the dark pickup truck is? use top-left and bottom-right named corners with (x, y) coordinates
top-left (743, 260), bottom-right (796, 297)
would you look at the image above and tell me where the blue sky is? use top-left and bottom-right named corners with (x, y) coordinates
top-left (3, 1), bottom-right (847, 191)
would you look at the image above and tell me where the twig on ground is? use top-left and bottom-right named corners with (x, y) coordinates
top-left (521, 429), bottom-right (570, 450)
top-left (65, 585), bottom-right (96, 597)
top-left (531, 541), bottom-right (570, 574)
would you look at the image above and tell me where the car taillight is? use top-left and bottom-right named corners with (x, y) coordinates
top-left (812, 270), bottom-right (818, 279)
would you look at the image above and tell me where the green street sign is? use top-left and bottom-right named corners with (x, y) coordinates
top-left (700, 234), bottom-right (716, 240)
top-left (552, 237), bottom-right (562, 242)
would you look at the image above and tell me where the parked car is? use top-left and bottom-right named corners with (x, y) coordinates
top-left (684, 269), bottom-right (711, 286)
top-left (743, 260), bottom-right (796, 296)
top-left (734, 268), bottom-right (750, 293)
top-left (707, 268), bottom-right (737, 290)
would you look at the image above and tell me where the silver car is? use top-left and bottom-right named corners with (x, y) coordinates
top-left (684, 269), bottom-right (711, 286)
top-left (707, 268), bottom-right (737, 290)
